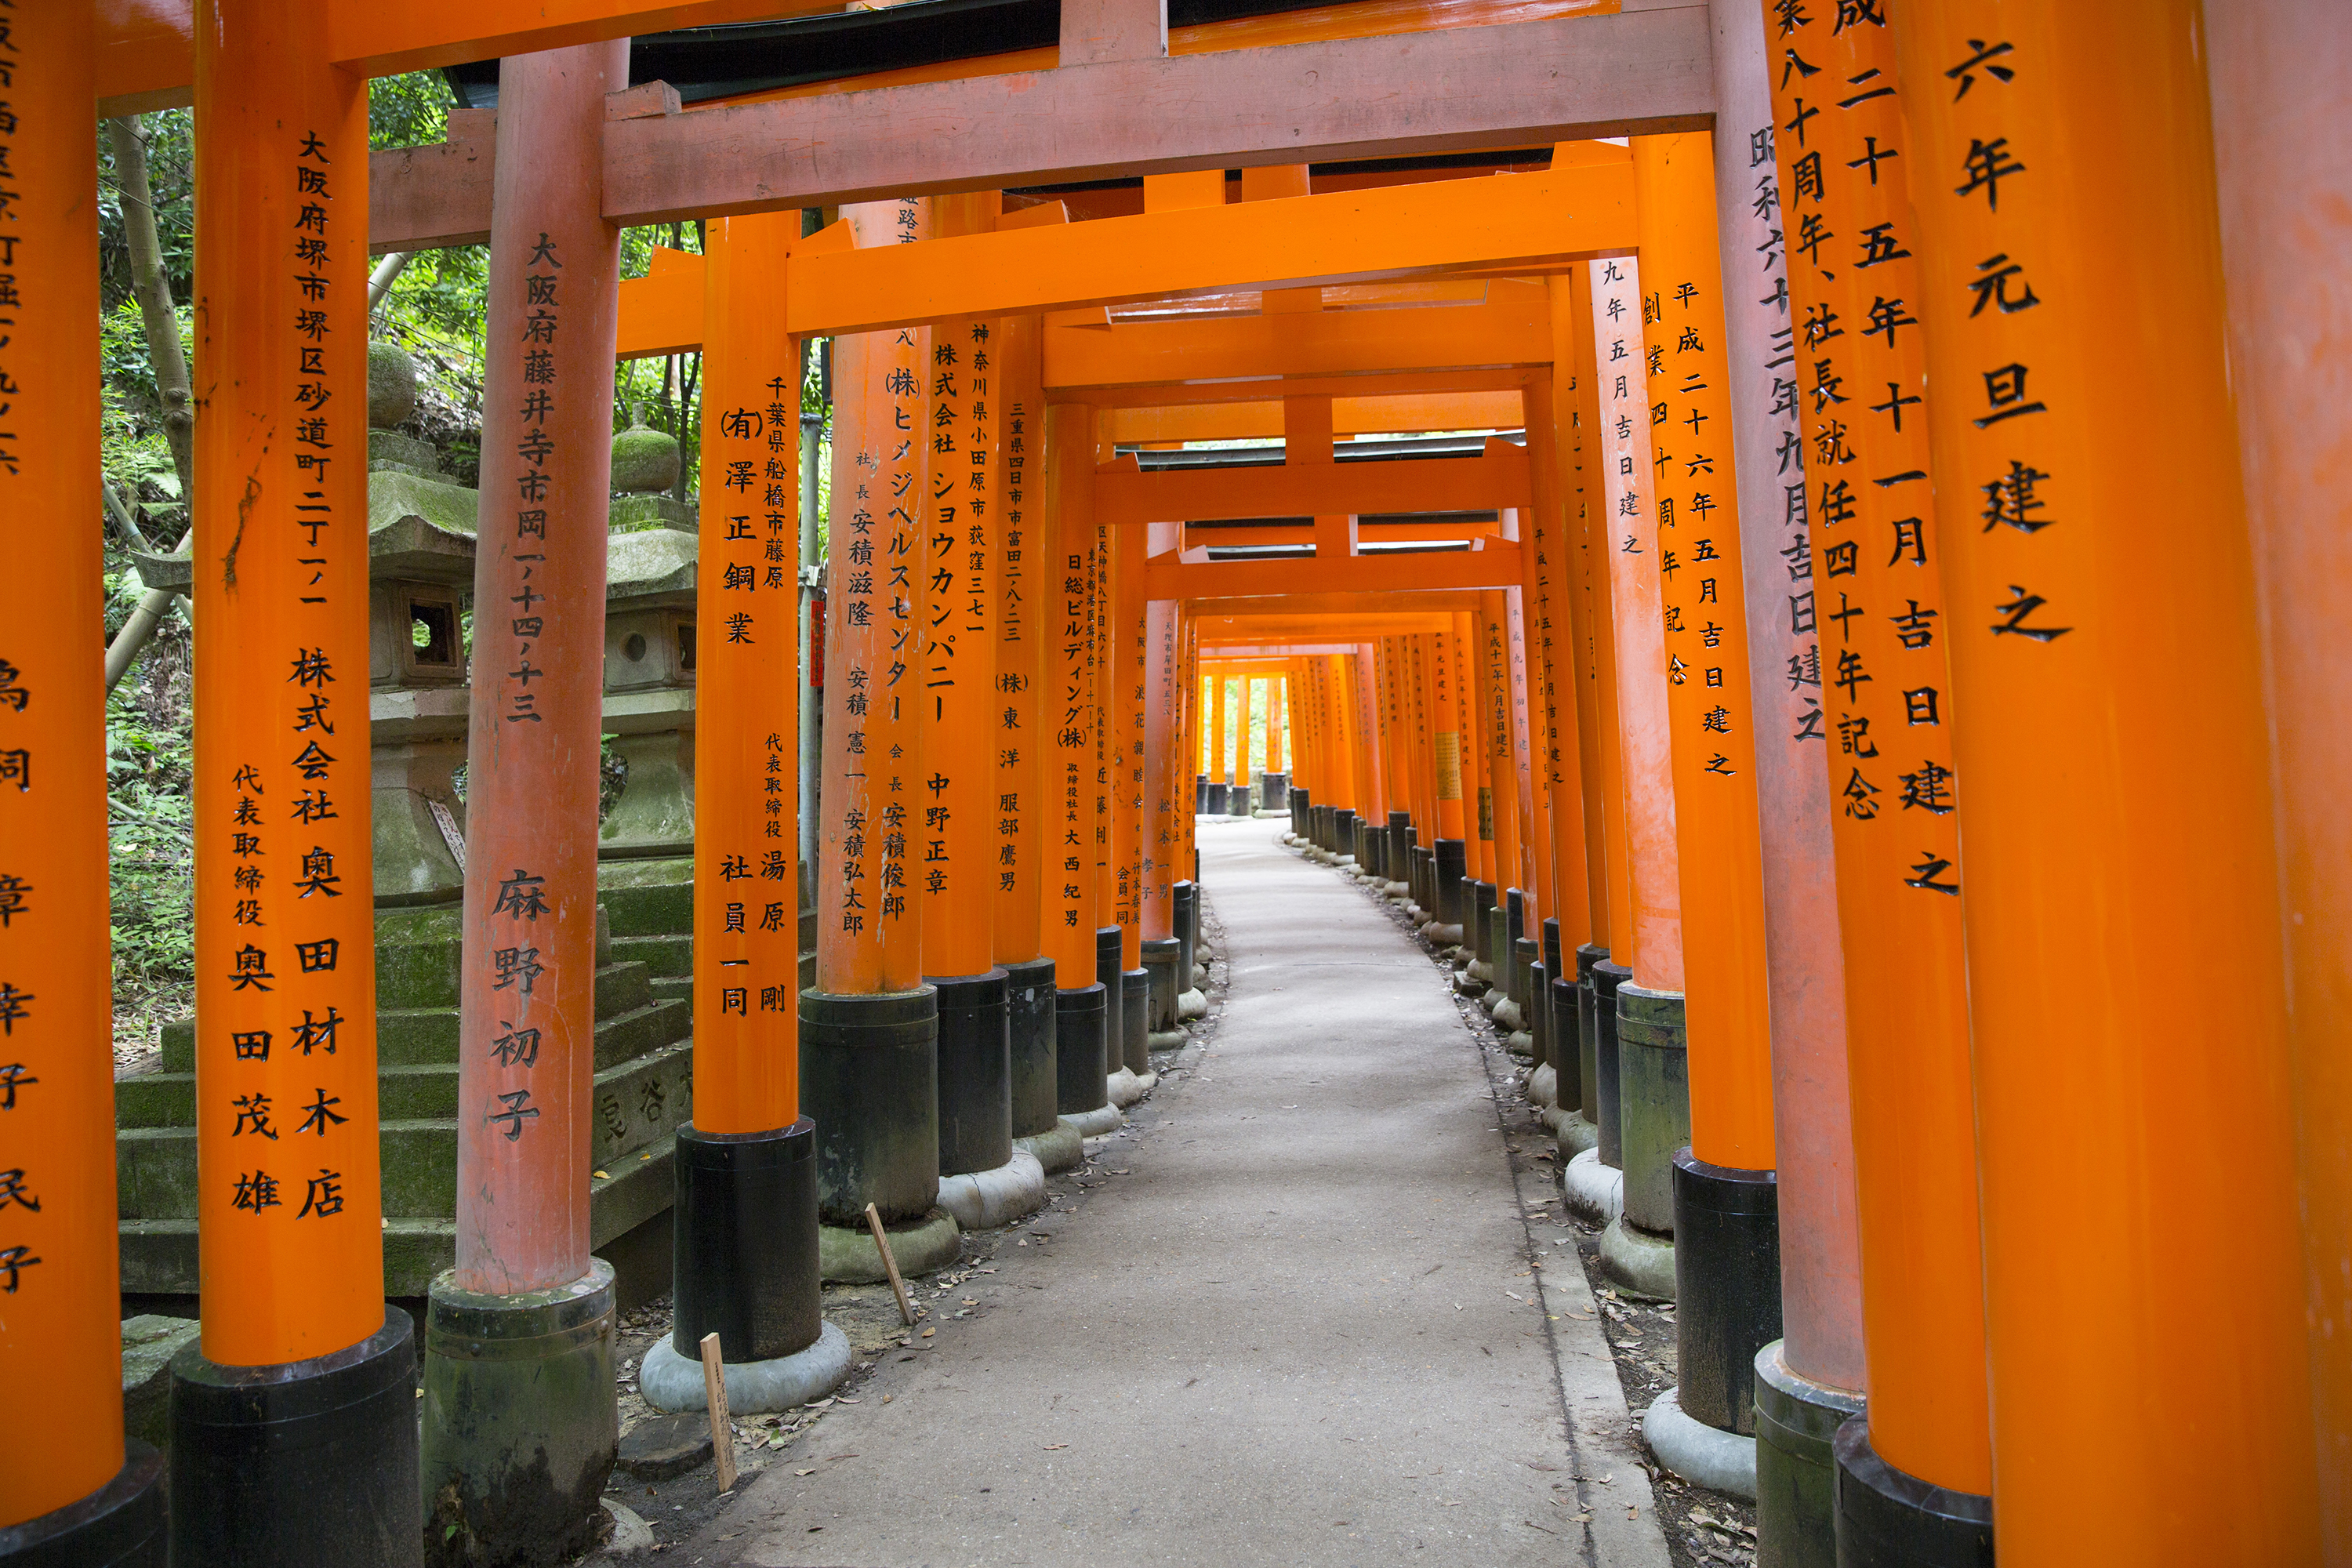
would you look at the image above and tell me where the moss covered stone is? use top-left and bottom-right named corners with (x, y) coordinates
top-left (368, 339), bottom-right (419, 430)
top-left (611, 422), bottom-right (681, 495)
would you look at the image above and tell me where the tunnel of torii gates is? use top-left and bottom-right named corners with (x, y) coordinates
top-left (6, 0), bottom-right (2352, 1566)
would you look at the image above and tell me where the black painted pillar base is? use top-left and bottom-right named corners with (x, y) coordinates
top-left (1288, 786), bottom-right (1308, 839)
top-left (1592, 959), bottom-right (1631, 1168)
top-left (1121, 967), bottom-right (1151, 1074)
top-left (169, 1312), bottom-right (422, 1568)
top-left (931, 968), bottom-right (1013, 1179)
top-left (1171, 883), bottom-right (1200, 989)
top-left (1434, 839), bottom-right (1466, 928)
top-left (1094, 928), bottom-right (1126, 1079)
top-left (800, 985), bottom-right (940, 1225)
top-left (422, 1261), bottom-right (617, 1568)
top-left (0, 1443), bottom-right (165, 1568)
top-left (1616, 982), bottom-right (1690, 1236)
top-left (1141, 936), bottom-right (1182, 1036)
top-left (674, 1120), bottom-right (822, 1362)
top-left (1053, 983), bottom-right (1110, 1115)
top-left (1004, 956), bottom-right (1059, 1142)
top-left (1574, 943), bottom-right (1607, 1118)
top-left (1833, 1417), bottom-right (1994, 1567)
top-left (1195, 772), bottom-right (1207, 814)
top-left (1671, 1151), bottom-right (1781, 1434)
top-left (1262, 771), bottom-right (1287, 814)
top-left (1333, 808), bottom-right (1358, 861)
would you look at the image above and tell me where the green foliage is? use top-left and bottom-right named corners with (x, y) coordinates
top-left (107, 662), bottom-right (196, 1004)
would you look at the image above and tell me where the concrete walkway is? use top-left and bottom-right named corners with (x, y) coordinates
top-left (698, 819), bottom-right (1668, 1567)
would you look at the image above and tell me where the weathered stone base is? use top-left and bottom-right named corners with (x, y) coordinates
top-left (1065, 1103), bottom-right (1123, 1137)
top-left (1643, 1386), bottom-right (1758, 1500)
top-left (818, 1207), bottom-right (960, 1283)
top-left (639, 1320), bottom-right (852, 1416)
top-left (1599, 1214), bottom-right (1677, 1301)
top-left (937, 1150), bottom-right (1048, 1231)
top-left (1014, 1119), bottom-right (1084, 1174)
top-left (1564, 1146), bottom-right (1624, 1225)
top-left (1107, 1066), bottom-right (1147, 1107)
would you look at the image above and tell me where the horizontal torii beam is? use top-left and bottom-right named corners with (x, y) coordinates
top-left (361, 8), bottom-right (1706, 249)
top-left (1107, 392), bottom-right (1525, 442)
top-left (1096, 438), bottom-right (1529, 524)
top-left (600, 161), bottom-right (1628, 338)
top-left (1187, 517), bottom-right (1503, 546)
top-left (1149, 544), bottom-right (1522, 601)
top-left (1187, 590), bottom-right (1490, 617)
top-left (1043, 285), bottom-right (1551, 390)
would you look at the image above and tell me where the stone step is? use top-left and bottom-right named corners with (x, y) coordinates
top-left (597, 859), bottom-right (692, 938)
top-left (118, 998), bottom-right (691, 1131)
top-left (610, 932), bottom-right (691, 978)
top-left (117, 1040), bottom-right (693, 1227)
top-left (157, 960), bottom-right (662, 1073)
top-left (121, 1134), bottom-right (679, 1299)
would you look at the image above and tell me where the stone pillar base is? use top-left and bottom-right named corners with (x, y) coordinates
top-left (640, 1321), bottom-right (851, 1416)
top-left (1642, 1386), bottom-right (1757, 1499)
top-left (422, 1264), bottom-right (618, 1568)
top-left (1015, 1118), bottom-right (1084, 1174)
top-left (1599, 1214), bottom-right (1676, 1302)
top-left (818, 1207), bottom-right (961, 1283)
top-left (937, 1149), bottom-right (1047, 1230)
top-left (1755, 1341), bottom-right (1864, 1568)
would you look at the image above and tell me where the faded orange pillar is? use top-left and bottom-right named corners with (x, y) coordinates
top-left (428, 42), bottom-right (629, 1556)
top-left (176, 0), bottom-right (417, 1557)
top-left (455, 38), bottom-right (626, 1298)
top-left (0, 3), bottom-right (164, 1550)
top-left (1711, 1), bottom-right (1867, 1538)
top-left (1209, 675), bottom-right (1227, 791)
top-left (1894, 2), bottom-right (2321, 1559)
top-left (804, 201), bottom-right (949, 1269)
top-left (1234, 673), bottom-right (1254, 804)
top-left (2207, 6), bottom-right (2352, 1543)
top-left (1762, 0), bottom-right (1990, 1539)
top-left (1268, 673), bottom-right (1288, 775)
top-left (1431, 630), bottom-right (1468, 842)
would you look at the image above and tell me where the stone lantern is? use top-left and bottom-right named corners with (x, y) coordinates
top-left (608, 403), bottom-right (696, 533)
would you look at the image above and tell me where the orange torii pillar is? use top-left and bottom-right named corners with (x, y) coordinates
top-left (1762, 6), bottom-right (1990, 1559)
top-left (2209, 5), bottom-right (2352, 1541)
top-left (1264, 670), bottom-right (1290, 808)
top-left (1425, 627), bottom-right (1471, 945)
top-left (638, 210), bottom-right (849, 1417)
top-left (1450, 616), bottom-right (1496, 973)
top-left (0, 8), bottom-right (167, 1561)
top-left (1574, 255), bottom-right (1686, 1269)
top-left (1504, 581), bottom-right (1553, 1064)
top-left (1896, 3), bottom-right (2319, 1559)
top-left (803, 200), bottom-right (959, 1282)
top-left (1523, 378), bottom-right (1596, 1163)
top-left (1203, 673), bottom-right (1225, 813)
top-left (171, 5), bottom-right (418, 1563)
top-left (1105, 517), bottom-right (1154, 1087)
top-left (1557, 260), bottom-right (1642, 1175)
top-left (424, 44), bottom-right (628, 1559)
top-left (995, 315), bottom-right (1079, 1176)
top-left (1471, 595), bottom-right (1525, 1031)
top-left (1140, 571), bottom-right (1188, 1049)
top-left (1174, 619), bottom-right (1205, 1008)
top-left (1043, 404), bottom-right (1119, 1137)
top-left (1627, 129), bottom-right (1788, 1476)
top-left (1708, 0), bottom-right (1867, 1544)
top-left (1232, 673), bottom-right (1254, 815)
top-left (924, 197), bottom-right (1047, 1232)
top-left (1094, 507), bottom-right (1145, 1105)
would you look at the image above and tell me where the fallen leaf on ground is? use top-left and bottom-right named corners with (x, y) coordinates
top-left (1043, 1443), bottom-right (1068, 1450)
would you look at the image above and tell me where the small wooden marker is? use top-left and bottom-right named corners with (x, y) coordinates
top-left (866, 1201), bottom-right (915, 1326)
top-left (699, 1331), bottom-right (737, 1494)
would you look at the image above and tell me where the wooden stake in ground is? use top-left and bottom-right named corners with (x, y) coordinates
top-left (699, 1332), bottom-right (736, 1494)
top-left (867, 1202), bottom-right (915, 1326)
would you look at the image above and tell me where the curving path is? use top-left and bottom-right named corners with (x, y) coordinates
top-left (698, 818), bottom-right (1668, 1566)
